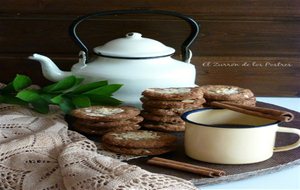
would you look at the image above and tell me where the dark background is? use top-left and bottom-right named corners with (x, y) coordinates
top-left (1, 0), bottom-right (299, 96)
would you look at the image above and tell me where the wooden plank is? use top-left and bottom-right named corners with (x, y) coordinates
top-left (0, 55), bottom-right (299, 97)
top-left (1, 0), bottom-right (300, 19)
top-left (0, 54), bottom-right (73, 86)
top-left (0, 0), bottom-right (299, 98)
top-left (193, 56), bottom-right (300, 96)
top-left (1, 18), bottom-right (300, 57)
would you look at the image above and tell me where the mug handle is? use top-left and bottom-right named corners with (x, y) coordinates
top-left (273, 126), bottom-right (300, 152)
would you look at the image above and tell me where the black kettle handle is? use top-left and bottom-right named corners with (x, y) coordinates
top-left (69, 9), bottom-right (200, 62)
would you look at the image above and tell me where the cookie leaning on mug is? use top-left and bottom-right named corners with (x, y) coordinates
top-left (200, 85), bottom-right (256, 107)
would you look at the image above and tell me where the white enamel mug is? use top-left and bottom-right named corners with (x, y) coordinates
top-left (181, 108), bottom-right (300, 164)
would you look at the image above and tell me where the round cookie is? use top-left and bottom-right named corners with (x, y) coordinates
top-left (142, 107), bottom-right (185, 116)
top-left (200, 85), bottom-right (254, 101)
top-left (71, 106), bottom-right (140, 121)
top-left (206, 97), bottom-right (257, 107)
top-left (102, 143), bottom-right (174, 156)
top-left (143, 105), bottom-right (201, 116)
top-left (75, 116), bottom-right (144, 128)
top-left (102, 130), bottom-right (177, 149)
top-left (72, 123), bottom-right (106, 135)
top-left (142, 122), bottom-right (185, 132)
top-left (72, 123), bottom-right (141, 135)
top-left (140, 112), bottom-right (184, 124)
top-left (222, 96), bottom-right (256, 106)
top-left (142, 87), bottom-right (203, 100)
top-left (141, 97), bottom-right (206, 109)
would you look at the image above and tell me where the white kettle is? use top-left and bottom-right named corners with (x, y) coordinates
top-left (29, 10), bottom-right (200, 106)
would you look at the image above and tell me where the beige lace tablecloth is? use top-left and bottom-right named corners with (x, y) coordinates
top-left (0, 104), bottom-right (197, 190)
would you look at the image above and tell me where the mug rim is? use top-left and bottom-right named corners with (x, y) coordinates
top-left (181, 107), bottom-right (280, 128)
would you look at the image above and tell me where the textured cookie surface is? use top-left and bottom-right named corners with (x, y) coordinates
top-left (75, 116), bottom-right (144, 128)
top-left (142, 122), bottom-right (185, 132)
top-left (102, 130), bottom-right (177, 148)
top-left (102, 143), bottom-right (175, 155)
top-left (142, 87), bottom-right (203, 100)
top-left (200, 85), bottom-right (254, 101)
top-left (206, 97), bottom-right (257, 107)
top-left (71, 106), bottom-right (140, 121)
top-left (140, 112), bottom-right (184, 124)
top-left (141, 97), bottom-right (206, 109)
top-left (142, 105), bottom-right (201, 116)
top-left (72, 123), bottom-right (140, 135)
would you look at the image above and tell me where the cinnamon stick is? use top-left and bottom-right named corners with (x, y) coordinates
top-left (147, 157), bottom-right (226, 178)
top-left (210, 101), bottom-right (294, 122)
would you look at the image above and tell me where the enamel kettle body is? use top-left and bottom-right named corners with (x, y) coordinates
top-left (29, 10), bottom-right (200, 106)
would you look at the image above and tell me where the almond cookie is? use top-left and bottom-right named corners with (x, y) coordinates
top-left (75, 116), bottom-right (144, 128)
top-left (142, 121), bottom-right (185, 132)
top-left (102, 143), bottom-right (175, 156)
top-left (206, 97), bottom-right (257, 107)
top-left (142, 106), bottom-right (186, 116)
top-left (102, 130), bottom-right (177, 149)
top-left (140, 111), bottom-right (184, 124)
top-left (142, 87), bottom-right (203, 100)
top-left (141, 97), bottom-right (206, 109)
top-left (142, 105), bottom-right (201, 116)
top-left (200, 85), bottom-right (254, 101)
top-left (72, 123), bottom-right (141, 135)
top-left (71, 106), bottom-right (140, 121)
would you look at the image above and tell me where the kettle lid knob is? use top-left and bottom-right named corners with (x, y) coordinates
top-left (126, 32), bottom-right (142, 39)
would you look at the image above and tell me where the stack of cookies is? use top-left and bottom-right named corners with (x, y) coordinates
top-left (70, 106), bottom-right (143, 136)
top-left (140, 87), bottom-right (205, 132)
top-left (102, 130), bottom-right (177, 155)
top-left (200, 85), bottom-right (256, 106)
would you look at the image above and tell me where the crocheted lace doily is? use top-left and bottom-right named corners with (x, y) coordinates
top-left (0, 104), bottom-right (197, 190)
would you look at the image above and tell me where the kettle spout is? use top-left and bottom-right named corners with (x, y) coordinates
top-left (29, 53), bottom-right (72, 82)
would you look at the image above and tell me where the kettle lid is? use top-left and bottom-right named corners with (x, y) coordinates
top-left (93, 32), bottom-right (175, 58)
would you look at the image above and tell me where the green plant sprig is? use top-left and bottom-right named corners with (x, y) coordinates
top-left (0, 74), bottom-right (123, 114)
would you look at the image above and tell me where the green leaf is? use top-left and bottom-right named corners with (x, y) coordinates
top-left (58, 98), bottom-right (75, 114)
top-left (1, 83), bottom-right (15, 93)
top-left (84, 84), bottom-right (122, 96)
top-left (1, 95), bottom-right (28, 106)
top-left (30, 98), bottom-right (49, 114)
top-left (72, 81), bottom-right (108, 94)
top-left (42, 76), bottom-right (77, 93)
top-left (74, 77), bottom-right (85, 86)
top-left (12, 74), bottom-right (32, 91)
top-left (0, 74), bottom-right (123, 114)
top-left (50, 95), bottom-right (64, 104)
top-left (72, 96), bottom-right (91, 108)
top-left (40, 94), bottom-right (55, 103)
top-left (16, 89), bottom-right (40, 102)
top-left (87, 94), bottom-right (122, 106)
